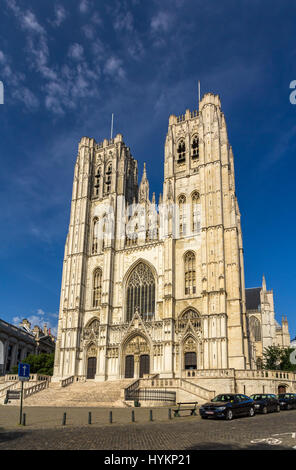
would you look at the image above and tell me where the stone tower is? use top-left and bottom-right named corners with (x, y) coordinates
top-left (53, 91), bottom-right (253, 383)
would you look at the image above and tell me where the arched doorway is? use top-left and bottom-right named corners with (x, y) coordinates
top-left (184, 351), bottom-right (197, 370)
top-left (86, 344), bottom-right (97, 379)
top-left (123, 335), bottom-right (150, 379)
top-left (183, 336), bottom-right (198, 370)
top-left (87, 357), bottom-right (97, 379)
top-left (278, 385), bottom-right (287, 394)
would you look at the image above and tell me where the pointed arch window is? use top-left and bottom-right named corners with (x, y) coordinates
top-left (92, 218), bottom-right (99, 254)
top-left (179, 195), bottom-right (186, 236)
top-left (249, 316), bottom-right (261, 342)
top-left (192, 192), bottom-right (200, 233)
top-left (94, 167), bottom-right (101, 197)
top-left (177, 308), bottom-right (201, 332)
top-left (93, 268), bottom-right (102, 308)
top-left (192, 135), bottom-right (199, 159)
top-left (177, 139), bottom-right (186, 162)
top-left (126, 262), bottom-right (155, 322)
top-left (105, 163), bottom-right (112, 194)
top-left (184, 251), bottom-right (196, 295)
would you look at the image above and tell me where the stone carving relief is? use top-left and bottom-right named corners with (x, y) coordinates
top-left (124, 335), bottom-right (150, 355)
top-left (183, 336), bottom-right (197, 353)
top-left (86, 344), bottom-right (97, 358)
top-left (176, 309), bottom-right (202, 336)
top-left (83, 319), bottom-right (100, 343)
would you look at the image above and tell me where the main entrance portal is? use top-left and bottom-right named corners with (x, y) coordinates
top-left (123, 334), bottom-right (150, 379)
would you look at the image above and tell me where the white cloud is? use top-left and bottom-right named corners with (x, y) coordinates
top-left (82, 24), bottom-right (95, 39)
top-left (113, 11), bottom-right (134, 32)
top-left (79, 0), bottom-right (91, 14)
top-left (68, 43), bottom-right (84, 61)
top-left (22, 10), bottom-right (45, 34)
top-left (104, 56), bottom-right (125, 79)
top-left (151, 11), bottom-right (173, 33)
top-left (51, 4), bottom-right (67, 27)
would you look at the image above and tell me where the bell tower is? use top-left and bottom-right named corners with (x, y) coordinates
top-left (163, 92), bottom-right (249, 370)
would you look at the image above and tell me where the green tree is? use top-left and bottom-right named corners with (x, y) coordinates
top-left (11, 353), bottom-right (55, 376)
top-left (263, 345), bottom-right (296, 372)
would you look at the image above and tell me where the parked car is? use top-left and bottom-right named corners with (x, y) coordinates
top-left (250, 394), bottom-right (280, 414)
top-left (199, 393), bottom-right (255, 420)
top-left (278, 393), bottom-right (296, 410)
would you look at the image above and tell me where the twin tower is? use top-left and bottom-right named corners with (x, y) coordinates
top-left (53, 92), bottom-right (252, 382)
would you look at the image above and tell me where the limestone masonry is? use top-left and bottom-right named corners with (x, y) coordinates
top-left (52, 92), bottom-right (291, 394)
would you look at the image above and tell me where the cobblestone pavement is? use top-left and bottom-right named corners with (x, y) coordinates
top-left (1, 406), bottom-right (296, 450)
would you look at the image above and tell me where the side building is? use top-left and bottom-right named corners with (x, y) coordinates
top-left (0, 318), bottom-right (56, 375)
top-left (246, 275), bottom-right (290, 368)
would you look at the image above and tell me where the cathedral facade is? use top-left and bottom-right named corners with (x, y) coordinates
top-left (53, 92), bottom-right (290, 382)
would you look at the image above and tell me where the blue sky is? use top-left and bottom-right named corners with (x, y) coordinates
top-left (0, 0), bottom-right (295, 338)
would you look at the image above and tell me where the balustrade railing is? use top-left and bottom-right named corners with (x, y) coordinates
top-left (124, 379), bottom-right (140, 400)
top-left (4, 374), bottom-right (51, 382)
top-left (61, 376), bottom-right (74, 388)
top-left (23, 380), bottom-right (49, 399)
top-left (128, 388), bottom-right (176, 403)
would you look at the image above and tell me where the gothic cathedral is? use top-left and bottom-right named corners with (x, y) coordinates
top-left (53, 92), bottom-right (290, 382)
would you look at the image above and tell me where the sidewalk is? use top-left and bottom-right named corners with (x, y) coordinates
top-left (0, 405), bottom-right (195, 430)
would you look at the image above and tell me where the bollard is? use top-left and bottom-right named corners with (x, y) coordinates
top-left (62, 412), bottom-right (67, 426)
top-left (168, 408), bottom-right (172, 420)
top-left (88, 412), bottom-right (92, 425)
top-left (109, 411), bottom-right (113, 424)
top-left (22, 413), bottom-right (26, 426)
top-left (149, 409), bottom-right (153, 421)
top-left (131, 410), bottom-right (135, 422)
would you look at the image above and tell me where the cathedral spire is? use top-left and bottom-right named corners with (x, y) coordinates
top-left (262, 274), bottom-right (267, 291)
top-left (139, 162), bottom-right (149, 203)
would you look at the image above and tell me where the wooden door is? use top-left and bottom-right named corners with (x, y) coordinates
top-left (139, 354), bottom-right (150, 378)
top-left (125, 355), bottom-right (134, 378)
top-left (184, 352), bottom-right (197, 370)
top-left (87, 357), bottom-right (97, 379)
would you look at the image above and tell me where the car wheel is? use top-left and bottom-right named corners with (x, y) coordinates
top-left (249, 407), bottom-right (255, 417)
top-left (262, 406), bottom-right (268, 414)
top-left (226, 409), bottom-right (233, 420)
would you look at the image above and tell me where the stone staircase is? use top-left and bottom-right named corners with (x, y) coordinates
top-left (22, 379), bottom-right (134, 407)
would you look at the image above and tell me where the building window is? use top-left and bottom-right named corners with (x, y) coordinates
top-left (192, 135), bottom-right (199, 159)
top-left (179, 195), bottom-right (186, 236)
top-left (192, 192), bottom-right (200, 233)
top-left (105, 163), bottom-right (112, 194)
top-left (256, 357), bottom-right (263, 370)
top-left (94, 167), bottom-right (101, 196)
top-left (126, 262), bottom-right (155, 322)
top-left (184, 251), bottom-right (196, 295)
top-left (177, 139), bottom-right (185, 162)
top-left (249, 316), bottom-right (261, 342)
top-left (93, 268), bottom-right (102, 308)
top-left (92, 218), bottom-right (99, 254)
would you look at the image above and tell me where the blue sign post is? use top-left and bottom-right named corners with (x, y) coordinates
top-left (18, 363), bottom-right (30, 381)
top-left (18, 363), bottom-right (30, 425)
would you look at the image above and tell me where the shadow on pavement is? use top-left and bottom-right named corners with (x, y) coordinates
top-left (0, 429), bottom-right (28, 444)
top-left (185, 442), bottom-right (290, 450)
